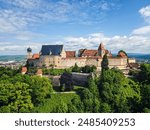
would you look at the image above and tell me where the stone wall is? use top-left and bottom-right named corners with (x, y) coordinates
top-left (108, 58), bottom-right (127, 69)
top-left (29, 55), bottom-right (128, 71)
top-left (48, 73), bottom-right (90, 87)
top-left (61, 57), bottom-right (127, 70)
top-left (38, 55), bottom-right (61, 68)
top-left (72, 72), bottom-right (91, 86)
top-left (60, 58), bottom-right (87, 68)
top-left (128, 58), bottom-right (136, 63)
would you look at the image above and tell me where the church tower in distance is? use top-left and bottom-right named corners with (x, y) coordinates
top-left (27, 47), bottom-right (32, 59)
top-left (98, 42), bottom-right (105, 57)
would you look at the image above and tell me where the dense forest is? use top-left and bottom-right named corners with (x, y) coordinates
top-left (0, 60), bottom-right (150, 113)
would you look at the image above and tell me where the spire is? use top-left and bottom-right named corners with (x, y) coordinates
top-left (98, 42), bottom-right (105, 50)
top-left (27, 47), bottom-right (32, 53)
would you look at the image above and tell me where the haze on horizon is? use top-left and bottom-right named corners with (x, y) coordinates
top-left (0, 0), bottom-right (150, 55)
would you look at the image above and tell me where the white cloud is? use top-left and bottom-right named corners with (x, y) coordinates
top-left (62, 33), bottom-right (150, 54)
top-left (14, 31), bottom-right (48, 41)
top-left (0, 0), bottom-right (119, 33)
top-left (0, 31), bottom-right (150, 55)
top-left (139, 5), bottom-right (150, 23)
top-left (0, 9), bottom-right (29, 33)
top-left (0, 41), bottom-right (43, 55)
top-left (139, 5), bottom-right (150, 17)
top-left (132, 25), bottom-right (150, 35)
top-left (7, 0), bottom-right (41, 9)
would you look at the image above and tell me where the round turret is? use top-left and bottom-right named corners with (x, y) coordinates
top-left (27, 47), bottom-right (32, 53)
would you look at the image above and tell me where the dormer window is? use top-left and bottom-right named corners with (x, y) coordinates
top-left (49, 51), bottom-right (52, 55)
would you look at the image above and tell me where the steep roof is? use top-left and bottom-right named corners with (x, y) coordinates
top-left (118, 52), bottom-right (127, 58)
top-left (81, 50), bottom-right (98, 57)
top-left (41, 45), bottom-right (63, 55)
top-left (36, 69), bottom-right (43, 75)
top-left (66, 51), bottom-right (76, 58)
top-left (128, 63), bottom-right (140, 69)
top-left (27, 47), bottom-right (32, 52)
top-left (21, 67), bottom-right (27, 73)
top-left (32, 53), bottom-right (40, 59)
top-left (98, 43), bottom-right (105, 50)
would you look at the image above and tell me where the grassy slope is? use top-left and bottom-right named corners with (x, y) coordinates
top-left (33, 93), bottom-right (79, 113)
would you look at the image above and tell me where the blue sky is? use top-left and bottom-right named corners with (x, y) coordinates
top-left (0, 0), bottom-right (150, 55)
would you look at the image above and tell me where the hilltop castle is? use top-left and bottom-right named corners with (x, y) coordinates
top-left (26, 43), bottom-right (135, 71)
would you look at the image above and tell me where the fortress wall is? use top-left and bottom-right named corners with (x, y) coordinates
top-left (36, 55), bottom-right (128, 70)
top-left (60, 57), bottom-right (127, 70)
top-left (85, 58), bottom-right (99, 67)
top-left (128, 58), bottom-right (136, 63)
top-left (61, 58), bottom-right (102, 68)
top-left (72, 72), bottom-right (90, 86)
top-left (38, 56), bottom-right (61, 67)
top-left (61, 58), bottom-right (86, 68)
top-left (108, 58), bottom-right (127, 69)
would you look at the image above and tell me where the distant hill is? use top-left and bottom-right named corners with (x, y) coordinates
top-left (0, 54), bottom-right (150, 63)
top-left (127, 53), bottom-right (150, 59)
top-left (0, 55), bottom-right (26, 63)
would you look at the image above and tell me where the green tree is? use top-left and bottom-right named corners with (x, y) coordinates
top-left (99, 69), bottom-right (141, 112)
top-left (87, 78), bottom-right (100, 112)
top-left (72, 63), bottom-right (81, 72)
top-left (68, 96), bottom-right (84, 113)
top-left (30, 76), bottom-right (53, 105)
top-left (100, 103), bottom-right (112, 113)
top-left (137, 64), bottom-right (150, 84)
top-left (60, 72), bottom-right (74, 91)
top-left (80, 88), bottom-right (94, 112)
top-left (141, 84), bottom-right (150, 111)
top-left (101, 54), bottom-right (109, 72)
top-left (0, 82), bottom-right (33, 112)
top-left (135, 64), bottom-right (150, 112)
top-left (53, 100), bottom-right (68, 113)
top-left (88, 78), bottom-right (99, 98)
top-left (9, 82), bottom-right (33, 112)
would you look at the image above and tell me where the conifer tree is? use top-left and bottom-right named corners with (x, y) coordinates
top-left (101, 54), bottom-right (109, 72)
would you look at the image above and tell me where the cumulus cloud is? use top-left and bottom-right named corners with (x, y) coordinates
top-left (14, 31), bottom-right (48, 41)
top-left (0, 31), bottom-right (150, 55)
top-left (5, 0), bottom-right (41, 9)
top-left (0, 1), bottom-right (150, 55)
top-left (62, 33), bottom-right (150, 54)
top-left (0, 0), bottom-right (119, 33)
top-left (139, 5), bottom-right (150, 23)
top-left (0, 41), bottom-right (43, 55)
top-left (132, 26), bottom-right (150, 35)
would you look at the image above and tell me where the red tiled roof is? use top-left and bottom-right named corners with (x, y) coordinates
top-left (32, 53), bottom-right (40, 59)
top-left (66, 51), bottom-right (76, 58)
top-left (105, 50), bottom-right (112, 57)
top-left (21, 67), bottom-right (27, 73)
top-left (36, 69), bottom-right (43, 75)
top-left (118, 52), bottom-right (127, 58)
top-left (81, 50), bottom-right (98, 57)
top-left (128, 63), bottom-right (140, 69)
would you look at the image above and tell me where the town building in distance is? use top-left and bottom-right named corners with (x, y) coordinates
top-left (26, 43), bottom-right (136, 71)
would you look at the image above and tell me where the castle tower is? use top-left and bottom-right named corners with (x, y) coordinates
top-left (98, 42), bottom-right (105, 57)
top-left (27, 47), bottom-right (32, 59)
